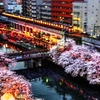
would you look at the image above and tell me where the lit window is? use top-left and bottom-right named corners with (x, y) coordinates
top-left (45, 6), bottom-right (47, 8)
top-left (71, 13), bottom-right (73, 15)
top-left (91, 18), bottom-right (94, 20)
top-left (74, 6), bottom-right (80, 9)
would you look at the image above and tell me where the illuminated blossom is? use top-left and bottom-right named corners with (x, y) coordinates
top-left (50, 38), bottom-right (100, 85)
top-left (0, 53), bottom-right (33, 100)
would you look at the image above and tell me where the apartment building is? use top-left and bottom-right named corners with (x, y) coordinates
top-left (22, 0), bottom-right (43, 18)
top-left (22, 0), bottom-right (84, 25)
top-left (51, 0), bottom-right (73, 26)
top-left (7, 3), bottom-right (22, 14)
top-left (73, 0), bottom-right (100, 36)
top-left (41, 0), bottom-right (51, 21)
top-left (0, 0), bottom-right (4, 13)
top-left (3, 0), bottom-right (22, 14)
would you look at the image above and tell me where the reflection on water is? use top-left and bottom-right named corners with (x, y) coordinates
top-left (0, 41), bottom-right (27, 70)
top-left (0, 41), bottom-right (100, 100)
top-left (0, 41), bottom-right (21, 53)
top-left (15, 67), bottom-right (100, 100)
top-left (9, 61), bottom-right (26, 70)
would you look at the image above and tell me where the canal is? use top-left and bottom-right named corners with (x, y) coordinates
top-left (0, 40), bottom-right (100, 100)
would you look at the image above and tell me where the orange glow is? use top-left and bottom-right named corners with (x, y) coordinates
top-left (2, 12), bottom-right (73, 31)
top-left (1, 93), bottom-right (15, 100)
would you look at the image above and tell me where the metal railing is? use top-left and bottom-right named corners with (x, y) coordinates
top-left (82, 37), bottom-right (100, 47)
top-left (11, 52), bottom-right (50, 61)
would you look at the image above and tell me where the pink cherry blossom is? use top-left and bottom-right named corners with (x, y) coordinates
top-left (50, 38), bottom-right (100, 85)
top-left (0, 53), bottom-right (33, 99)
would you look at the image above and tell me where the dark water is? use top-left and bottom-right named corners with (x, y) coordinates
top-left (15, 66), bottom-right (100, 100)
top-left (0, 40), bottom-right (100, 100)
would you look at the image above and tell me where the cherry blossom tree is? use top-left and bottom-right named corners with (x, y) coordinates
top-left (50, 38), bottom-right (100, 85)
top-left (0, 53), bottom-right (33, 100)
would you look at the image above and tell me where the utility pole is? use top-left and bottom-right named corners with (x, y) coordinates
top-left (93, 24), bottom-right (95, 36)
top-left (62, 29), bottom-right (69, 42)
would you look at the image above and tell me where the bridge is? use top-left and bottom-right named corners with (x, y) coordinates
top-left (14, 52), bottom-right (50, 61)
top-left (7, 49), bottom-right (50, 61)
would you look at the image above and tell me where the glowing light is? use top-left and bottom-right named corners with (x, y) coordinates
top-left (1, 93), bottom-right (15, 100)
top-left (46, 78), bottom-right (49, 83)
top-left (91, 18), bottom-right (94, 20)
top-left (2, 12), bottom-right (72, 35)
top-left (45, 6), bottom-right (48, 8)
top-left (5, 44), bottom-right (8, 48)
top-left (91, 30), bottom-right (93, 32)
top-left (59, 82), bottom-right (62, 85)
top-left (73, 18), bottom-right (80, 20)
top-left (71, 13), bottom-right (73, 15)
top-left (33, 29), bottom-right (36, 32)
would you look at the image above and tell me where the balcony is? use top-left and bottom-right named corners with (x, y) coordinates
top-left (52, 8), bottom-right (72, 12)
top-left (41, 12), bottom-right (51, 15)
top-left (52, 4), bottom-right (72, 7)
top-left (41, 16), bottom-right (51, 19)
top-left (31, 7), bottom-right (36, 9)
top-left (31, 2), bottom-right (36, 5)
top-left (43, 3), bottom-right (51, 6)
top-left (52, 0), bottom-right (73, 1)
top-left (64, 20), bottom-right (72, 24)
top-left (32, 11), bottom-right (36, 13)
top-left (41, 7), bottom-right (51, 10)
top-left (52, 13), bottom-right (72, 18)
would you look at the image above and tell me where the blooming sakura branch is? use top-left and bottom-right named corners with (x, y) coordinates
top-left (50, 38), bottom-right (100, 85)
top-left (0, 53), bottom-right (33, 100)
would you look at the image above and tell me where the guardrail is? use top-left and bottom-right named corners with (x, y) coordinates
top-left (82, 37), bottom-right (100, 48)
top-left (11, 52), bottom-right (50, 61)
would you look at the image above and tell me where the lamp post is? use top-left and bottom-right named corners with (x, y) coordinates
top-left (61, 28), bottom-right (69, 51)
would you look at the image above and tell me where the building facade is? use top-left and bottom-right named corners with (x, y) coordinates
top-left (73, 1), bottom-right (86, 33)
top-left (22, 0), bottom-right (84, 26)
top-left (51, 0), bottom-right (74, 26)
top-left (0, 2), bottom-right (4, 13)
top-left (7, 3), bottom-right (22, 14)
top-left (41, 0), bottom-right (51, 21)
top-left (22, 0), bottom-right (43, 18)
top-left (3, 0), bottom-right (22, 14)
top-left (73, 0), bottom-right (100, 36)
